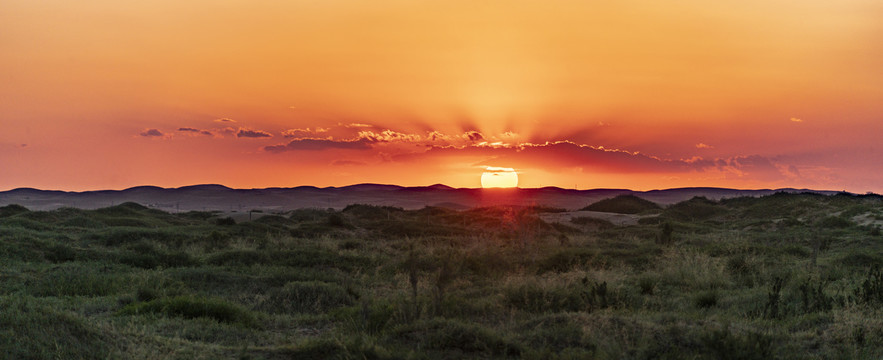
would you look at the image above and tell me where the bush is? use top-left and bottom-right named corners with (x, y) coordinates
top-left (119, 295), bottom-right (257, 327)
top-left (516, 314), bottom-right (594, 352)
top-left (206, 250), bottom-right (270, 267)
top-left (0, 297), bottom-right (112, 359)
top-left (215, 217), bottom-right (236, 226)
top-left (569, 217), bottom-right (615, 230)
top-left (694, 290), bottom-right (719, 309)
top-left (855, 266), bottom-right (883, 306)
top-left (391, 318), bottom-right (520, 357)
top-left (536, 248), bottom-right (596, 274)
top-left (0, 204), bottom-right (29, 218)
top-left (257, 281), bottom-right (355, 314)
top-left (43, 244), bottom-right (77, 263)
top-left (504, 279), bottom-right (608, 313)
top-left (817, 216), bottom-right (853, 229)
top-left (701, 325), bottom-right (774, 360)
top-left (30, 265), bottom-right (128, 297)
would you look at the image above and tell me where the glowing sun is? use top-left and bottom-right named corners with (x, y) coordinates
top-left (480, 167), bottom-right (518, 188)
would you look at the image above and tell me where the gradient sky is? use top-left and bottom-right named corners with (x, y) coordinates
top-left (2, 0), bottom-right (882, 191)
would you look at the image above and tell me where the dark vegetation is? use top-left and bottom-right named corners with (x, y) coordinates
top-left (1, 192), bottom-right (882, 359)
top-left (580, 194), bottom-right (661, 214)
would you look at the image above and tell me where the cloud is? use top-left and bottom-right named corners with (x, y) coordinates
top-left (215, 118), bottom-right (236, 123)
top-left (282, 127), bottom-right (329, 138)
top-left (178, 127), bottom-right (213, 136)
top-left (140, 129), bottom-right (164, 137)
top-left (344, 123), bottom-right (373, 128)
top-left (389, 140), bottom-right (798, 182)
top-left (357, 130), bottom-right (422, 143)
top-left (484, 166), bottom-right (515, 173)
top-left (264, 138), bottom-right (373, 152)
top-left (237, 128), bottom-right (273, 138)
top-left (427, 131), bottom-right (452, 142)
top-left (463, 131), bottom-right (484, 142)
top-left (696, 143), bottom-right (714, 149)
top-left (790, 117), bottom-right (804, 123)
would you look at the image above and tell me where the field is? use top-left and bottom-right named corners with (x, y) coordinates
top-left (1, 192), bottom-right (883, 359)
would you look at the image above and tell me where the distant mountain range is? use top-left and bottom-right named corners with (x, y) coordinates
top-left (0, 184), bottom-right (840, 212)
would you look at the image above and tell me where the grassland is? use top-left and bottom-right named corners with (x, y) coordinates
top-left (1, 192), bottom-right (882, 359)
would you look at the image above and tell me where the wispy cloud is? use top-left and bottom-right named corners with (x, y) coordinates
top-left (215, 118), bottom-right (236, 123)
top-left (139, 129), bottom-right (164, 137)
top-left (696, 143), bottom-right (713, 149)
top-left (178, 127), bottom-right (213, 136)
top-left (790, 117), bottom-right (804, 123)
top-left (264, 138), bottom-right (372, 152)
top-left (343, 123), bottom-right (373, 128)
top-left (282, 127), bottom-right (329, 138)
top-left (237, 128), bottom-right (273, 138)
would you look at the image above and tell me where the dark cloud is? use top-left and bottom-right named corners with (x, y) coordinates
top-left (140, 129), bottom-right (164, 137)
top-left (264, 138), bottom-right (373, 152)
top-left (391, 141), bottom-right (789, 181)
top-left (178, 127), bottom-right (213, 136)
top-left (464, 131), bottom-right (484, 142)
top-left (237, 128), bottom-right (273, 138)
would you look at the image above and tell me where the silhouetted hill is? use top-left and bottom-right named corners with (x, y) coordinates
top-left (0, 184), bottom-right (845, 212)
top-left (580, 195), bottom-right (662, 214)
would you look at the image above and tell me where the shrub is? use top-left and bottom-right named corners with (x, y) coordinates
top-left (0, 297), bottom-right (112, 359)
top-left (569, 217), bottom-right (615, 230)
top-left (797, 278), bottom-right (835, 313)
top-left (854, 266), bottom-right (883, 306)
top-left (215, 217), bottom-right (236, 226)
top-left (0, 204), bottom-right (29, 217)
top-left (206, 250), bottom-right (270, 267)
top-left (504, 278), bottom-right (608, 313)
top-left (257, 281), bottom-right (355, 314)
top-left (516, 314), bottom-right (594, 353)
top-left (638, 277), bottom-right (655, 295)
top-left (391, 318), bottom-right (521, 357)
top-left (119, 295), bottom-right (257, 327)
top-left (817, 216), bottom-right (853, 229)
top-left (657, 222), bottom-right (674, 245)
top-left (536, 248), bottom-right (596, 274)
top-left (88, 228), bottom-right (188, 247)
top-left (701, 325), bottom-right (774, 360)
top-left (694, 290), bottom-right (719, 309)
top-left (43, 244), bottom-right (77, 263)
top-left (30, 265), bottom-right (127, 297)
top-left (763, 277), bottom-right (786, 319)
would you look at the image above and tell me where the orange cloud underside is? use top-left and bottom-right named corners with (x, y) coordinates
top-left (1, 1), bottom-right (882, 192)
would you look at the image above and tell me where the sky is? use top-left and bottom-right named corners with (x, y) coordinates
top-left (2, 0), bottom-right (882, 192)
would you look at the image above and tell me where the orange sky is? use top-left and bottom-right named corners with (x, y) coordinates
top-left (2, 1), bottom-right (883, 192)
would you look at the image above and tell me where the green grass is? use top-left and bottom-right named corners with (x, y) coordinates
top-left (0, 193), bottom-right (882, 358)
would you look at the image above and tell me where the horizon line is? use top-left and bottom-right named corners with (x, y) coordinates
top-left (0, 182), bottom-right (849, 195)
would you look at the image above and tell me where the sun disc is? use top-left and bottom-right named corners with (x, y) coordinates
top-left (480, 167), bottom-right (518, 188)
